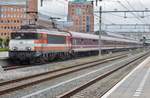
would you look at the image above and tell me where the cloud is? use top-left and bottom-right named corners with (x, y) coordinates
top-left (38, 0), bottom-right (68, 18)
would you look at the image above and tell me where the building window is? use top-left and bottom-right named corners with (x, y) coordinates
top-left (2, 8), bottom-right (6, 11)
top-left (7, 7), bottom-right (10, 11)
top-left (10, 8), bottom-right (13, 11)
top-left (14, 8), bottom-right (16, 12)
top-left (17, 20), bottom-right (19, 23)
top-left (1, 14), bottom-right (3, 18)
top-left (17, 8), bottom-right (20, 12)
top-left (23, 8), bottom-right (26, 12)
top-left (72, 8), bottom-right (74, 11)
top-left (83, 23), bottom-right (85, 25)
top-left (75, 8), bottom-right (82, 15)
top-left (11, 27), bottom-right (13, 30)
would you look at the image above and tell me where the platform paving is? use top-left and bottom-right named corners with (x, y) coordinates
top-left (102, 56), bottom-right (150, 98)
top-left (0, 52), bottom-right (8, 59)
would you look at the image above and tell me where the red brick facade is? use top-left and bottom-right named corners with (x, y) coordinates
top-left (68, 1), bottom-right (94, 33)
top-left (0, 0), bottom-right (38, 39)
top-left (0, 5), bottom-right (26, 38)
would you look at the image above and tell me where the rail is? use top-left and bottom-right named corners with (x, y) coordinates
top-left (0, 54), bottom-right (127, 95)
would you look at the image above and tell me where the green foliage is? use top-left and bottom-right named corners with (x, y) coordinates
top-left (3, 38), bottom-right (10, 48)
top-left (0, 37), bottom-right (10, 48)
top-left (0, 48), bottom-right (9, 52)
top-left (0, 38), bottom-right (2, 48)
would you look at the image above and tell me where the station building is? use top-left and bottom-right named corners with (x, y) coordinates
top-left (0, 0), bottom-right (38, 39)
top-left (68, 0), bottom-right (94, 33)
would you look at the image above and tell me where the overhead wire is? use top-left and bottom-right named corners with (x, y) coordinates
top-left (94, 0), bottom-right (117, 31)
top-left (138, 0), bottom-right (150, 32)
top-left (117, 0), bottom-right (146, 24)
top-left (124, 0), bottom-right (148, 24)
top-left (107, 13), bottom-right (150, 18)
top-left (94, 13), bottom-right (115, 24)
top-left (94, 0), bottom-right (150, 32)
top-left (94, 13), bottom-right (116, 32)
top-left (139, 0), bottom-right (147, 9)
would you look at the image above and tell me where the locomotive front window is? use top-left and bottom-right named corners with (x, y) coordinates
top-left (11, 33), bottom-right (39, 40)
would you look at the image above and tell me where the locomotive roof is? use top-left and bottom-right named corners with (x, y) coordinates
top-left (37, 29), bottom-right (70, 36)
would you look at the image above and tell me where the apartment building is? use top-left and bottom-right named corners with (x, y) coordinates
top-left (0, 0), bottom-right (37, 39)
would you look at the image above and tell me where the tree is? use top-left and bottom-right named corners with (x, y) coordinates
top-left (3, 38), bottom-right (10, 48)
top-left (0, 38), bottom-right (2, 48)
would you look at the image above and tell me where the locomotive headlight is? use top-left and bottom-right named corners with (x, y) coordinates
top-left (26, 47), bottom-right (31, 51)
top-left (12, 47), bottom-right (18, 51)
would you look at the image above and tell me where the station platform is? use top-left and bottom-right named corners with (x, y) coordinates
top-left (0, 52), bottom-right (8, 59)
top-left (102, 56), bottom-right (150, 98)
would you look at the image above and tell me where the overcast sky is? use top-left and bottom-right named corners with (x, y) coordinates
top-left (1, 0), bottom-right (150, 31)
top-left (38, 0), bottom-right (150, 32)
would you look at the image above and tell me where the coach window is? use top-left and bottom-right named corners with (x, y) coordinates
top-left (77, 39), bottom-right (82, 45)
top-left (48, 35), bottom-right (66, 44)
top-left (72, 39), bottom-right (77, 45)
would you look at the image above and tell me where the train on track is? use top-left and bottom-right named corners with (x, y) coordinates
top-left (9, 26), bottom-right (143, 64)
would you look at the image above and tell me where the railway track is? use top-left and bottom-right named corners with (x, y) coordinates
top-left (0, 54), bottom-right (127, 95)
top-left (2, 65), bottom-right (31, 71)
top-left (2, 52), bottom-right (127, 71)
top-left (57, 51), bottom-right (149, 98)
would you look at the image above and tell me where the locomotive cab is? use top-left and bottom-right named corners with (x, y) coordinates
top-left (10, 32), bottom-right (38, 51)
top-left (9, 32), bottom-right (44, 62)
